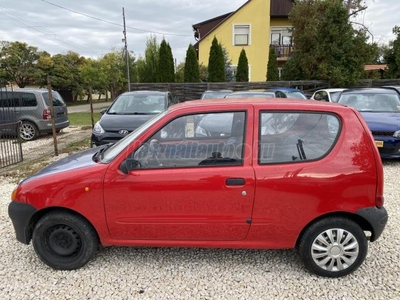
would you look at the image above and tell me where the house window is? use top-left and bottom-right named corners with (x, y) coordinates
top-left (233, 25), bottom-right (250, 46)
top-left (270, 27), bottom-right (292, 45)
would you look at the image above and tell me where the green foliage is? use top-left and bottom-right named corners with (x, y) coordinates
top-left (184, 44), bottom-right (200, 82)
top-left (283, 0), bottom-right (374, 86)
top-left (0, 41), bottom-right (44, 87)
top-left (68, 112), bottom-right (102, 126)
top-left (385, 26), bottom-right (400, 78)
top-left (137, 35), bottom-right (159, 83)
top-left (158, 39), bottom-right (175, 83)
top-left (236, 49), bottom-right (249, 82)
top-left (267, 47), bottom-right (279, 81)
top-left (99, 49), bottom-right (127, 100)
top-left (222, 47), bottom-right (234, 82)
top-left (207, 37), bottom-right (225, 82)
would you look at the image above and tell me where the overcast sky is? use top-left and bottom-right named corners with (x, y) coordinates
top-left (0, 0), bottom-right (398, 64)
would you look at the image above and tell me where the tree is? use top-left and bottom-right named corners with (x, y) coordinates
top-left (267, 47), bottom-right (279, 81)
top-left (99, 49), bottom-right (127, 100)
top-left (222, 46), bottom-right (234, 82)
top-left (236, 49), bottom-right (249, 82)
top-left (49, 51), bottom-right (86, 101)
top-left (0, 41), bottom-right (43, 87)
top-left (282, 0), bottom-right (375, 86)
top-left (137, 35), bottom-right (159, 83)
top-left (385, 26), bottom-right (400, 79)
top-left (207, 37), bottom-right (225, 82)
top-left (158, 39), bottom-right (175, 83)
top-left (184, 44), bottom-right (200, 82)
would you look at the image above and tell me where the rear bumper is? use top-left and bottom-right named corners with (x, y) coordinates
top-left (356, 206), bottom-right (388, 242)
top-left (8, 201), bottom-right (37, 244)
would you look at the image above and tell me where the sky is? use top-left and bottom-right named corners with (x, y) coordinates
top-left (0, 0), bottom-right (399, 64)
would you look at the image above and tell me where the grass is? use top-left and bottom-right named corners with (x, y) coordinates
top-left (68, 112), bottom-right (101, 126)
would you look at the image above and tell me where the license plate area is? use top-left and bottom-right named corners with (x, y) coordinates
top-left (375, 141), bottom-right (383, 148)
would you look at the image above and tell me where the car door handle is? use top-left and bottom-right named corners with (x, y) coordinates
top-left (226, 178), bottom-right (245, 186)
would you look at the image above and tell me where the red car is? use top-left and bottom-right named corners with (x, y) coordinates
top-left (8, 99), bottom-right (388, 277)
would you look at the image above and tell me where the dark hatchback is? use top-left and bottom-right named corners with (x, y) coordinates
top-left (91, 91), bottom-right (172, 147)
top-left (337, 88), bottom-right (400, 159)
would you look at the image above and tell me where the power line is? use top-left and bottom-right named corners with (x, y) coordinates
top-left (41, 0), bottom-right (191, 37)
top-left (0, 5), bottom-right (95, 54)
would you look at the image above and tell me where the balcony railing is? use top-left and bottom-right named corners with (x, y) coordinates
top-left (270, 44), bottom-right (295, 59)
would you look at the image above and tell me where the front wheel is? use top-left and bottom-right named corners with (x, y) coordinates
top-left (297, 217), bottom-right (367, 277)
top-left (32, 212), bottom-right (99, 270)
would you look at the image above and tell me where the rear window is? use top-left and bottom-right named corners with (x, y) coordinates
top-left (339, 93), bottom-right (400, 112)
top-left (259, 112), bottom-right (340, 164)
top-left (42, 91), bottom-right (66, 107)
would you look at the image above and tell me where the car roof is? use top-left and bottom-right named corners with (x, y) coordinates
top-left (340, 88), bottom-right (399, 95)
top-left (0, 88), bottom-right (50, 93)
top-left (168, 98), bottom-right (344, 114)
top-left (314, 88), bottom-right (347, 93)
top-left (266, 87), bottom-right (303, 92)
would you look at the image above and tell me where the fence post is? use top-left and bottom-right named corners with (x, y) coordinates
top-left (47, 75), bottom-right (58, 156)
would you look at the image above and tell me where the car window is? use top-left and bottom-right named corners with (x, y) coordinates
top-left (286, 92), bottom-right (307, 99)
top-left (42, 91), bottom-right (65, 107)
top-left (127, 111), bottom-right (246, 169)
top-left (109, 94), bottom-right (166, 114)
top-left (259, 112), bottom-right (340, 164)
top-left (21, 93), bottom-right (37, 107)
top-left (339, 93), bottom-right (400, 112)
top-left (330, 92), bottom-right (342, 102)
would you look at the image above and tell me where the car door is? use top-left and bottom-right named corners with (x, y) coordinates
top-left (103, 109), bottom-right (256, 241)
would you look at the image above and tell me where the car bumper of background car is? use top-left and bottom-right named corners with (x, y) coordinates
top-left (373, 137), bottom-right (400, 159)
top-left (90, 131), bottom-right (129, 147)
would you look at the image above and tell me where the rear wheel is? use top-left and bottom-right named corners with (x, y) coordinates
top-left (33, 212), bottom-right (99, 270)
top-left (19, 121), bottom-right (38, 141)
top-left (297, 217), bottom-right (367, 277)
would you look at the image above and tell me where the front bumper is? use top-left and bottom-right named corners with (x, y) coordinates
top-left (356, 206), bottom-right (388, 242)
top-left (8, 201), bottom-right (37, 244)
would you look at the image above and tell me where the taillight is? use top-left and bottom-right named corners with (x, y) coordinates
top-left (43, 109), bottom-right (51, 120)
top-left (376, 195), bottom-right (384, 208)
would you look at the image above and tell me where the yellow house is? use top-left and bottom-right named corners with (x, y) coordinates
top-left (192, 0), bottom-right (294, 82)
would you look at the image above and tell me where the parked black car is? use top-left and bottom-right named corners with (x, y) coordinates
top-left (91, 90), bottom-right (172, 147)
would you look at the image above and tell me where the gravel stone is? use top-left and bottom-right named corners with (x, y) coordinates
top-left (0, 160), bottom-right (399, 300)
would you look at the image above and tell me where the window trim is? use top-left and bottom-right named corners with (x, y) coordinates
top-left (233, 24), bottom-right (251, 46)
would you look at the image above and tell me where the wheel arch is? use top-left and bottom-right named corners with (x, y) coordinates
top-left (295, 211), bottom-right (372, 250)
top-left (27, 207), bottom-right (100, 245)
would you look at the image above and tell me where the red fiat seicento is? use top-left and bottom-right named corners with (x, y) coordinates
top-left (8, 99), bottom-right (388, 277)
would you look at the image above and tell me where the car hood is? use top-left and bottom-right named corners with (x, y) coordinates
top-left (100, 113), bottom-right (156, 131)
top-left (23, 147), bottom-right (102, 183)
top-left (361, 112), bottom-right (400, 132)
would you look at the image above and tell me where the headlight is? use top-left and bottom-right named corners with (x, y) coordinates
top-left (393, 130), bottom-right (400, 138)
top-left (93, 122), bottom-right (105, 134)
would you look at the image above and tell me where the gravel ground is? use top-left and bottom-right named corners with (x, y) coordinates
top-left (0, 160), bottom-right (399, 300)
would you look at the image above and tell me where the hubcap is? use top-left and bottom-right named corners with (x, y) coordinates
top-left (47, 225), bottom-right (82, 257)
top-left (311, 228), bottom-right (359, 272)
top-left (20, 124), bottom-right (35, 140)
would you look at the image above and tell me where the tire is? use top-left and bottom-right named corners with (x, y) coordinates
top-left (19, 121), bottom-right (39, 141)
top-left (297, 217), bottom-right (367, 278)
top-left (32, 212), bottom-right (99, 270)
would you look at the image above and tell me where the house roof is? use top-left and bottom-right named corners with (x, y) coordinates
top-left (192, 0), bottom-right (252, 46)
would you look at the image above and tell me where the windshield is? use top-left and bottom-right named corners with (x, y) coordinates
top-left (338, 93), bottom-right (400, 112)
top-left (101, 111), bottom-right (167, 163)
top-left (42, 91), bottom-right (66, 106)
top-left (330, 92), bottom-right (343, 102)
top-left (108, 93), bottom-right (166, 114)
top-left (286, 92), bottom-right (307, 99)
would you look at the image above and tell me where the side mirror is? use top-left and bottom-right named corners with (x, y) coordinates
top-left (120, 160), bottom-right (129, 174)
top-left (100, 108), bottom-right (107, 115)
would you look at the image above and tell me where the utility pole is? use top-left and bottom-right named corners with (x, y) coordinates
top-left (122, 7), bottom-right (130, 91)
